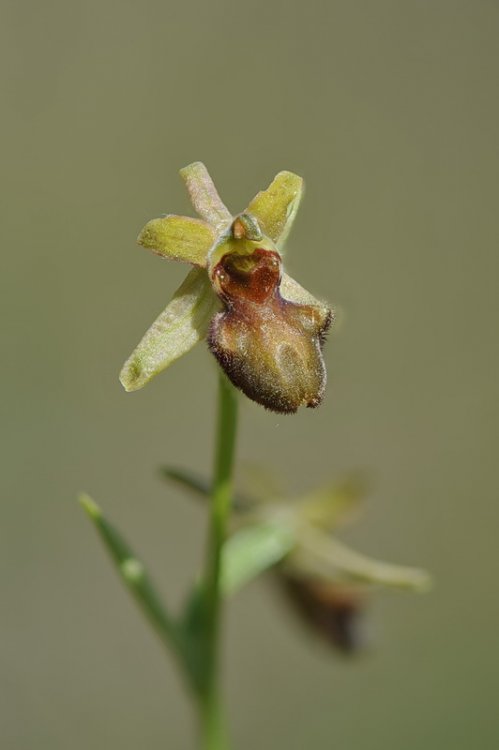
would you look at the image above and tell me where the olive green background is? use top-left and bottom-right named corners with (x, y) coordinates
top-left (2, 1), bottom-right (499, 748)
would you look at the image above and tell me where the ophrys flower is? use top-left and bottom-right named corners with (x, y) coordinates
top-left (120, 162), bottom-right (332, 413)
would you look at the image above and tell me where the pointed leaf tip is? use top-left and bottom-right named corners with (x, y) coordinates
top-left (78, 493), bottom-right (180, 651)
top-left (78, 493), bottom-right (102, 520)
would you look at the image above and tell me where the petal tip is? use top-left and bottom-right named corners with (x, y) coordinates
top-left (119, 360), bottom-right (145, 392)
top-left (137, 215), bottom-right (213, 265)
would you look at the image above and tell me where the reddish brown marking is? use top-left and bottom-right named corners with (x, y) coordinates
top-left (212, 249), bottom-right (281, 305)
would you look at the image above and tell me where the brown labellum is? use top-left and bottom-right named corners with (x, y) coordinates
top-left (280, 574), bottom-right (366, 653)
top-left (208, 247), bottom-right (332, 414)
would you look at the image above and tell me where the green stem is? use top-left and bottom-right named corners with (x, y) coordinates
top-left (200, 373), bottom-right (238, 750)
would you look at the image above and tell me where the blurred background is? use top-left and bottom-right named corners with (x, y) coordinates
top-left (2, 0), bottom-right (499, 747)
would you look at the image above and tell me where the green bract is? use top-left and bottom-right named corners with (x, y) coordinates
top-left (120, 162), bottom-right (332, 413)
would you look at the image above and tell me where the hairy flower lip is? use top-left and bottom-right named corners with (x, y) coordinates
top-left (208, 280), bottom-right (331, 414)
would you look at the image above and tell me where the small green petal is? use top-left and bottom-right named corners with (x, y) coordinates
top-left (246, 171), bottom-right (303, 248)
top-left (138, 215), bottom-right (215, 267)
top-left (120, 268), bottom-right (220, 392)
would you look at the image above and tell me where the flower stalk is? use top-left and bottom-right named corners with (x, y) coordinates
top-left (200, 373), bottom-right (238, 749)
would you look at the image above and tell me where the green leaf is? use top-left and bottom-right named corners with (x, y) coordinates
top-left (138, 215), bottom-right (215, 267)
top-left (221, 522), bottom-right (295, 596)
top-left (78, 493), bottom-right (180, 648)
top-left (160, 466), bottom-right (212, 499)
top-left (119, 267), bottom-right (221, 392)
top-left (160, 465), bottom-right (254, 511)
top-left (246, 171), bottom-right (303, 249)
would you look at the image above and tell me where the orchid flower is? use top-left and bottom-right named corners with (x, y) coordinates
top-left (120, 162), bottom-right (333, 413)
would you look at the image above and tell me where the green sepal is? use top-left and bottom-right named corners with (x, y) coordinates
top-left (138, 215), bottom-right (215, 267)
top-left (246, 171), bottom-right (303, 249)
top-left (292, 529), bottom-right (432, 592)
top-left (221, 522), bottom-right (295, 596)
top-left (120, 267), bottom-right (221, 392)
top-left (180, 161), bottom-right (232, 231)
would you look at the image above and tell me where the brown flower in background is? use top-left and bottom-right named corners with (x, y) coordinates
top-left (279, 573), bottom-right (366, 654)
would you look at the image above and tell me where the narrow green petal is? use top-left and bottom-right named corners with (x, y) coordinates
top-left (179, 162), bottom-right (232, 231)
top-left (138, 215), bottom-right (215, 266)
top-left (120, 268), bottom-right (220, 392)
top-left (246, 171), bottom-right (303, 248)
